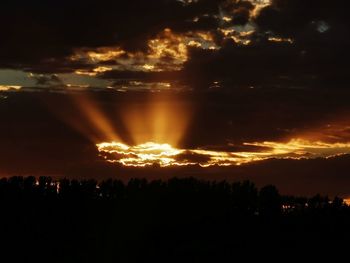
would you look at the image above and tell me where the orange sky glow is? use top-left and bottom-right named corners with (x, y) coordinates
top-left (96, 139), bottom-right (350, 167)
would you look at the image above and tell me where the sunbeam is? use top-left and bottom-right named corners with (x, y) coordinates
top-left (120, 92), bottom-right (192, 147)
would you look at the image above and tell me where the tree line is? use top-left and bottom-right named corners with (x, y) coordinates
top-left (0, 176), bottom-right (347, 215)
top-left (0, 176), bottom-right (349, 262)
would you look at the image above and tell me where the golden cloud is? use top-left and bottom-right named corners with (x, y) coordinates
top-left (97, 138), bottom-right (350, 168)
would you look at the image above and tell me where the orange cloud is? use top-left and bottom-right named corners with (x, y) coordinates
top-left (97, 138), bottom-right (350, 168)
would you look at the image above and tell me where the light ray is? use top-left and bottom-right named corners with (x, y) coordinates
top-left (120, 92), bottom-right (192, 147)
top-left (70, 93), bottom-right (121, 142)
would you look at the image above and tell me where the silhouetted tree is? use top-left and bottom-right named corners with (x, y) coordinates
top-left (332, 196), bottom-right (344, 209)
top-left (231, 180), bottom-right (258, 214)
top-left (259, 185), bottom-right (281, 216)
top-left (0, 176), bottom-right (348, 262)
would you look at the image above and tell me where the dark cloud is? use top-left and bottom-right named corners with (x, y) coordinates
top-left (102, 38), bottom-right (348, 89)
top-left (0, 0), bottom-right (253, 72)
top-left (2, 0), bottom-right (349, 87)
top-left (255, 0), bottom-right (349, 38)
top-left (102, 70), bottom-right (181, 84)
top-left (223, 0), bottom-right (255, 25)
top-left (33, 74), bottom-right (64, 86)
top-left (101, 0), bottom-right (350, 89)
top-left (176, 151), bottom-right (212, 163)
top-left (180, 9), bottom-right (350, 87)
top-left (251, 0), bottom-right (350, 86)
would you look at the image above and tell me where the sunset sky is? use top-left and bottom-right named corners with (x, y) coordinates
top-left (1, 0), bottom-right (350, 196)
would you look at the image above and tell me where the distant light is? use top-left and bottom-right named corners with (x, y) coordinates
top-left (316, 21), bottom-right (330, 33)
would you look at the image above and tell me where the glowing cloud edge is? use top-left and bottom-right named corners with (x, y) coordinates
top-left (96, 139), bottom-right (350, 168)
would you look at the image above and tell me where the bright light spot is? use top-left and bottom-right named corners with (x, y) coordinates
top-left (222, 16), bottom-right (232, 22)
top-left (344, 198), bottom-right (350, 206)
top-left (143, 64), bottom-right (155, 71)
top-left (71, 48), bottom-right (126, 63)
top-left (0, 85), bottom-right (21, 91)
top-left (221, 28), bottom-right (234, 36)
top-left (316, 21), bottom-right (330, 33)
top-left (75, 66), bottom-right (112, 76)
top-left (65, 84), bottom-right (90, 89)
top-left (220, 29), bottom-right (254, 45)
top-left (187, 40), bottom-right (202, 48)
top-left (252, 0), bottom-right (271, 17)
top-left (94, 66), bottom-right (113, 73)
top-left (268, 37), bottom-right (294, 44)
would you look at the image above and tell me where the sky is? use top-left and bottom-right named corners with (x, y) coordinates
top-left (1, 0), bottom-right (350, 197)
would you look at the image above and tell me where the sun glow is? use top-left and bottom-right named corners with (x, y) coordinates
top-left (120, 93), bottom-right (192, 147)
top-left (0, 85), bottom-right (21, 91)
top-left (97, 142), bottom-right (186, 167)
top-left (97, 139), bottom-right (350, 168)
top-left (45, 92), bottom-right (122, 143)
top-left (344, 198), bottom-right (350, 206)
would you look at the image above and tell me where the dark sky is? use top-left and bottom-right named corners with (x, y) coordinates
top-left (1, 0), bottom-right (350, 197)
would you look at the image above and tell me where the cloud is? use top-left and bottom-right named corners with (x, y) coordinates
top-left (96, 0), bottom-right (350, 89)
top-left (0, 0), bottom-right (257, 72)
top-left (255, 0), bottom-right (348, 38)
top-left (31, 74), bottom-right (64, 86)
top-left (2, 0), bottom-right (349, 89)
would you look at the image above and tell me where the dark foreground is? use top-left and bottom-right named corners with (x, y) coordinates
top-left (0, 176), bottom-right (349, 262)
